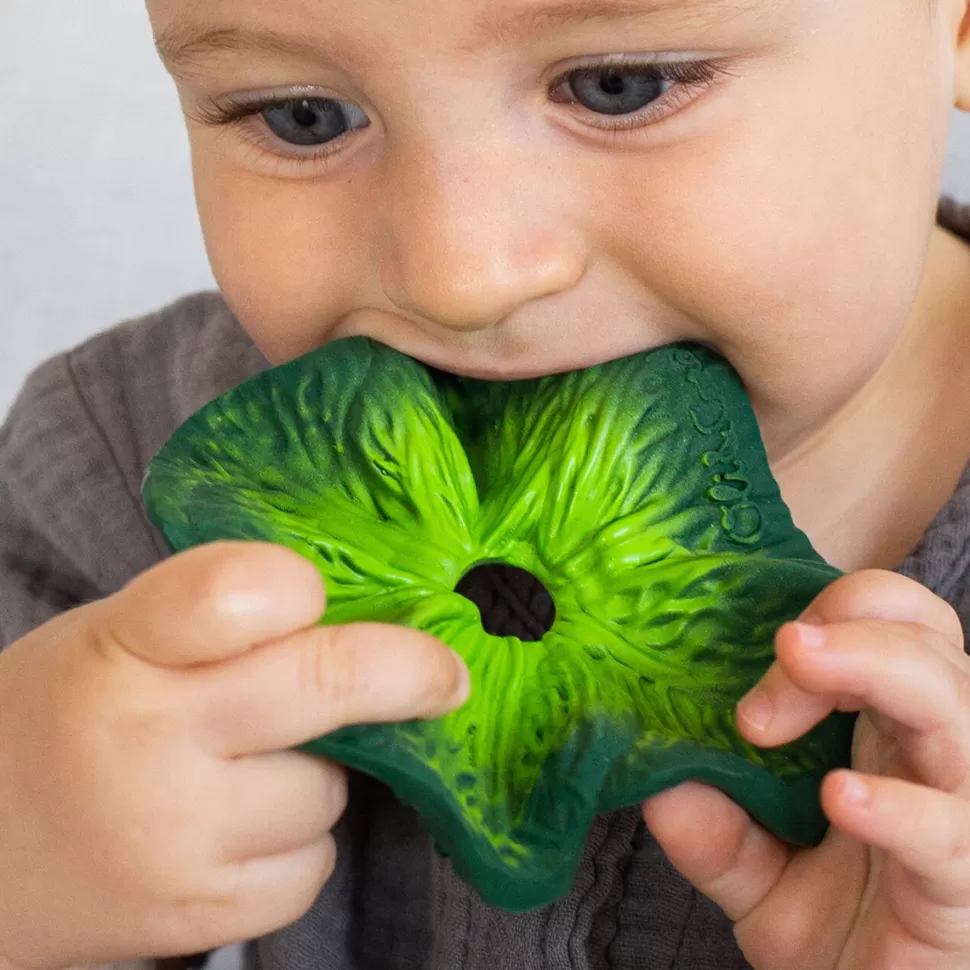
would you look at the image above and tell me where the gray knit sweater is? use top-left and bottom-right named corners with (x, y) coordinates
top-left (3, 199), bottom-right (970, 970)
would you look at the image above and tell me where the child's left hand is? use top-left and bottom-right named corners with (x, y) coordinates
top-left (643, 569), bottom-right (970, 970)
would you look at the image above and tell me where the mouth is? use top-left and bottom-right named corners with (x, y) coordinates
top-left (410, 353), bottom-right (619, 383)
top-left (328, 317), bottom-right (679, 384)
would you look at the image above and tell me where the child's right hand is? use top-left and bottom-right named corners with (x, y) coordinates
top-left (0, 542), bottom-right (470, 970)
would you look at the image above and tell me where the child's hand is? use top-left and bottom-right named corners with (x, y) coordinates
top-left (0, 542), bottom-right (469, 970)
top-left (643, 570), bottom-right (970, 970)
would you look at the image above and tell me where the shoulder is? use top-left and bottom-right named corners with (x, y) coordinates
top-left (65, 290), bottom-right (268, 472)
top-left (0, 291), bottom-right (267, 599)
top-left (898, 462), bottom-right (970, 648)
top-left (900, 197), bottom-right (970, 643)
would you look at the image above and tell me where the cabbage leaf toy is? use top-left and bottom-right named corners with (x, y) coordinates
top-left (143, 339), bottom-right (855, 912)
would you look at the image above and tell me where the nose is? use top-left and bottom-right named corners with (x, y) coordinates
top-left (379, 143), bottom-right (586, 333)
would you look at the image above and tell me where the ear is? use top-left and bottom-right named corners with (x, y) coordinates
top-left (952, 0), bottom-right (970, 110)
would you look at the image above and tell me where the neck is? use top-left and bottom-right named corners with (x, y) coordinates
top-left (771, 225), bottom-right (970, 573)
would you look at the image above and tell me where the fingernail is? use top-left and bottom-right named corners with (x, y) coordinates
top-left (739, 688), bottom-right (773, 732)
top-left (450, 650), bottom-right (472, 704)
top-left (839, 773), bottom-right (870, 809)
top-left (794, 621), bottom-right (826, 648)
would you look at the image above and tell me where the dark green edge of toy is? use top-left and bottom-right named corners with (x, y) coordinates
top-left (306, 715), bottom-right (850, 912)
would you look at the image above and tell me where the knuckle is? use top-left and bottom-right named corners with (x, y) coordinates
top-left (84, 599), bottom-right (141, 666)
top-left (900, 788), bottom-right (970, 870)
top-left (296, 624), bottom-right (459, 725)
top-left (298, 626), bottom-right (361, 714)
top-left (195, 542), bottom-right (324, 616)
top-left (188, 553), bottom-right (253, 623)
top-left (809, 568), bottom-right (889, 610)
top-left (806, 568), bottom-right (949, 630)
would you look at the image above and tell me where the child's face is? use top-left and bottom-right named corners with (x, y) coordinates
top-left (148, 0), bottom-right (965, 458)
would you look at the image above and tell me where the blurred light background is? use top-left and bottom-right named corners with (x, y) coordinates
top-left (3, 0), bottom-right (970, 413)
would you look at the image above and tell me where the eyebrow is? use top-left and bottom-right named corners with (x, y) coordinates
top-left (155, 24), bottom-right (337, 71)
top-left (155, 0), bottom-right (748, 72)
top-left (475, 0), bottom-right (739, 41)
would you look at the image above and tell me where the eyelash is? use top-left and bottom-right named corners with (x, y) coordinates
top-left (550, 58), bottom-right (729, 132)
top-left (195, 58), bottom-right (731, 173)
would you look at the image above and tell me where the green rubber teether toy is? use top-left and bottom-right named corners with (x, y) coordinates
top-left (142, 339), bottom-right (855, 912)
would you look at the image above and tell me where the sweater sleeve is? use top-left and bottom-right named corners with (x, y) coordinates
top-left (0, 292), bottom-right (267, 651)
top-left (0, 352), bottom-right (164, 648)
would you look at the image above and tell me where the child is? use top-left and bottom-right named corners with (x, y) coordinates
top-left (2, 0), bottom-right (970, 967)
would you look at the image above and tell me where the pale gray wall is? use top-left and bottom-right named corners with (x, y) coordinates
top-left (0, 0), bottom-right (215, 414)
top-left (3, 0), bottom-right (970, 413)
top-left (944, 110), bottom-right (970, 200)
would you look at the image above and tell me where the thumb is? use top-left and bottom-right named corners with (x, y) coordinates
top-left (98, 541), bottom-right (326, 667)
top-left (642, 782), bottom-right (792, 923)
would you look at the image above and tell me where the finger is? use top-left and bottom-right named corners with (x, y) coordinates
top-left (642, 782), bottom-right (792, 922)
top-left (731, 826), bottom-right (866, 970)
top-left (97, 542), bottom-right (326, 667)
top-left (217, 752), bottom-right (349, 862)
top-left (736, 634), bottom-right (834, 747)
top-left (200, 621), bottom-right (471, 756)
top-left (738, 619), bottom-right (967, 779)
top-left (799, 569), bottom-right (963, 646)
top-left (168, 839), bottom-right (337, 956)
top-left (125, 838), bottom-right (336, 959)
top-left (823, 770), bottom-right (970, 911)
top-left (737, 568), bottom-right (965, 747)
top-left (223, 838), bottom-right (338, 940)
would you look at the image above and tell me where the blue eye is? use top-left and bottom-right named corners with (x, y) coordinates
top-left (565, 68), bottom-right (670, 116)
top-left (262, 98), bottom-right (369, 146)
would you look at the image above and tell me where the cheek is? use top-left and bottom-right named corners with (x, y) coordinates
top-left (191, 148), bottom-right (369, 362)
top-left (600, 24), bottom-right (948, 420)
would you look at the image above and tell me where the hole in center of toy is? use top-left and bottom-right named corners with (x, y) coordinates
top-left (454, 563), bottom-right (556, 642)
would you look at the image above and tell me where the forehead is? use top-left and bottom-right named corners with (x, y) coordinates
top-left (149, 0), bottom-right (771, 56)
